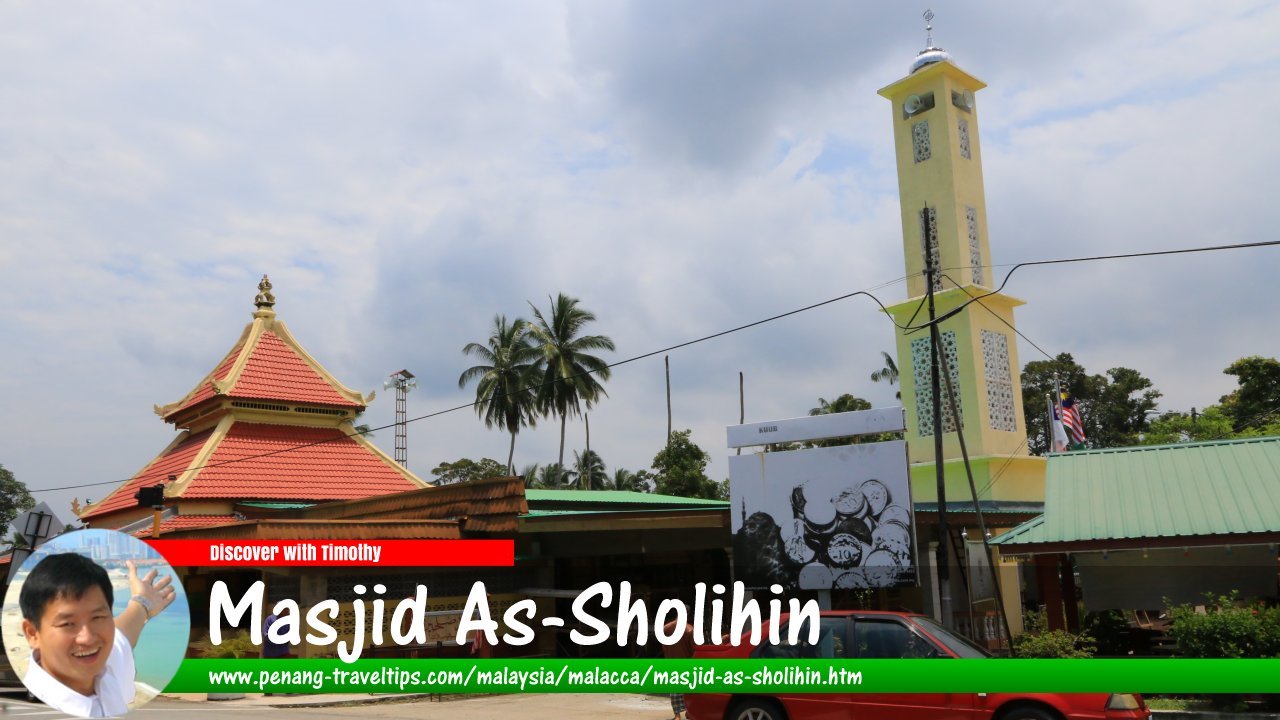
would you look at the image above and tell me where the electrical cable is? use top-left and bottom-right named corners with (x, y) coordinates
top-left (31, 276), bottom-right (921, 495)
top-left (903, 240), bottom-right (1280, 332)
top-left (939, 273), bottom-right (1056, 363)
top-left (33, 239), bottom-right (1280, 496)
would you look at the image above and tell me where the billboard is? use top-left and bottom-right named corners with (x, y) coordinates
top-left (728, 417), bottom-right (916, 591)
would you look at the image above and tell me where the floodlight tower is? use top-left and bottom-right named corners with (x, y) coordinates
top-left (384, 369), bottom-right (417, 466)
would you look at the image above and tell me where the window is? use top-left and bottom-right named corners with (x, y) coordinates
top-left (852, 620), bottom-right (940, 659)
top-left (751, 618), bottom-right (850, 659)
top-left (912, 121), bottom-right (931, 163)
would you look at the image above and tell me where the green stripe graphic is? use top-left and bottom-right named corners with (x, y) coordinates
top-left (170, 658), bottom-right (1280, 694)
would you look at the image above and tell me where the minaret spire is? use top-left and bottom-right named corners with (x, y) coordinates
top-left (911, 9), bottom-right (951, 73)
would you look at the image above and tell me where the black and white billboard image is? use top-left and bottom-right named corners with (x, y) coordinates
top-left (729, 440), bottom-right (916, 591)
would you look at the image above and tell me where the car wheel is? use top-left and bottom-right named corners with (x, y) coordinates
top-left (998, 705), bottom-right (1060, 720)
top-left (728, 698), bottom-right (787, 720)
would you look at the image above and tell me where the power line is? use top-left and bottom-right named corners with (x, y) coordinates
top-left (33, 276), bottom-right (921, 495)
top-left (909, 240), bottom-right (1280, 331)
top-left (939, 272), bottom-right (1057, 363)
top-left (35, 239), bottom-right (1280, 497)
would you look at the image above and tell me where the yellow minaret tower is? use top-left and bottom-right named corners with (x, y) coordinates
top-left (878, 28), bottom-right (1045, 506)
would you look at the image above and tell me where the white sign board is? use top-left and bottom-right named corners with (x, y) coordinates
top-left (727, 408), bottom-right (905, 449)
top-left (729, 440), bottom-right (917, 591)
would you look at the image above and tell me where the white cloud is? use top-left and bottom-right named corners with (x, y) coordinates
top-left (1, 1), bottom-right (1277, 517)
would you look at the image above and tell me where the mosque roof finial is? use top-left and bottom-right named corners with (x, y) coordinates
top-left (254, 274), bottom-right (276, 310)
top-left (910, 9), bottom-right (951, 74)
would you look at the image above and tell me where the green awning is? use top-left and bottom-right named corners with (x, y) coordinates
top-left (993, 436), bottom-right (1280, 546)
top-left (524, 489), bottom-right (728, 507)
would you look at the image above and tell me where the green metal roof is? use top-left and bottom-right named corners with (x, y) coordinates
top-left (522, 508), bottom-right (723, 518)
top-left (524, 490), bottom-right (729, 507)
top-left (993, 436), bottom-right (1280, 546)
top-left (236, 501), bottom-right (317, 509)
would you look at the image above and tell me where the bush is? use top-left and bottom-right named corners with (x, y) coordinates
top-left (1082, 610), bottom-right (1131, 656)
top-left (1014, 608), bottom-right (1097, 658)
top-left (1167, 592), bottom-right (1280, 658)
top-left (190, 630), bottom-right (260, 659)
top-left (1014, 629), bottom-right (1097, 658)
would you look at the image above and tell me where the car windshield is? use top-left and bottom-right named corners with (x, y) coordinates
top-left (910, 617), bottom-right (992, 658)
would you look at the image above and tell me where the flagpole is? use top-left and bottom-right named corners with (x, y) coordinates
top-left (1045, 393), bottom-right (1055, 455)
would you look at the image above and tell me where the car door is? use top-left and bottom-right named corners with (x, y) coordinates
top-left (846, 616), bottom-right (973, 720)
top-left (751, 616), bottom-right (855, 720)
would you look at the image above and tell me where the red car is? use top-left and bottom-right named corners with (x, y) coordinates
top-left (686, 610), bottom-right (1149, 720)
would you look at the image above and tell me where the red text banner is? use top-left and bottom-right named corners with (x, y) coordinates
top-left (146, 539), bottom-right (514, 567)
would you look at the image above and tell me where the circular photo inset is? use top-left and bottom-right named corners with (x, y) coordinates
top-left (3, 529), bottom-right (190, 717)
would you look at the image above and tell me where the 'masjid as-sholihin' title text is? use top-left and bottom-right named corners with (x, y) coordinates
top-left (209, 580), bottom-right (820, 662)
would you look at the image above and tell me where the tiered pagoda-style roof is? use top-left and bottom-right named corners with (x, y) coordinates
top-left (80, 277), bottom-right (428, 529)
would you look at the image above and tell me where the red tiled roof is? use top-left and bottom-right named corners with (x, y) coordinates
top-left (0, 554), bottom-right (11, 566)
top-left (133, 515), bottom-right (242, 538)
top-left (82, 430), bottom-right (214, 520)
top-left (230, 331), bottom-right (359, 408)
top-left (183, 423), bottom-right (419, 501)
top-left (171, 341), bottom-right (244, 416)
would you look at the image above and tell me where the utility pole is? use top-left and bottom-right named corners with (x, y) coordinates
top-left (925, 204), bottom-right (953, 628)
top-left (665, 355), bottom-right (672, 442)
top-left (385, 369), bottom-right (417, 466)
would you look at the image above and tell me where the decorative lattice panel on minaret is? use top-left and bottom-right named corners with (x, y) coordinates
top-left (981, 329), bottom-right (1017, 432)
top-left (966, 206), bottom-right (983, 286)
top-left (920, 206), bottom-right (941, 291)
top-left (912, 120), bottom-right (931, 163)
top-left (958, 118), bottom-right (971, 160)
top-left (912, 331), bottom-right (963, 435)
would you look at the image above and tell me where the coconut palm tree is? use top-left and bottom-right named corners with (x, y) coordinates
top-left (809, 394), bottom-right (872, 416)
top-left (458, 315), bottom-right (542, 473)
top-left (871, 351), bottom-right (901, 400)
top-left (569, 449), bottom-right (608, 490)
top-left (528, 293), bottom-right (616, 465)
top-left (519, 463), bottom-right (541, 489)
top-left (608, 468), bottom-right (645, 492)
top-left (534, 463), bottom-right (570, 489)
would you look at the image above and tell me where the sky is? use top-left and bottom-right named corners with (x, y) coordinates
top-left (2, 1), bottom-right (1278, 522)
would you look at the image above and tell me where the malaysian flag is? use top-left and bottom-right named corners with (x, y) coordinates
top-left (1060, 394), bottom-right (1087, 447)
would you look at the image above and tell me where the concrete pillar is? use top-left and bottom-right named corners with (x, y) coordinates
top-left (1059, 554), bottom-right (1079, 633)
top-left (1034, 554), bottom-right (1065, 631)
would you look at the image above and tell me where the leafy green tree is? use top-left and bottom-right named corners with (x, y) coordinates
top-left (569, 449), bottom-right (608, 490)
top-left (870, 351), bottom-right (901, 400)
top-left (1, 463), bottom-right (34, 531)
top-left (528, 294), bottom-right (616, 467)
top-left (652, 430), bottom-right (726, 500)
top-left (1219, 356), bottom-right (1280, 432)
top-left (1140, 407), bottom-right (1237, 445)
top-left (459, 315), bottom-right (543, 473)
top-left (1089, 367), bottom-right (1161, 448)
top-left (430, 457), bottom-right (508, 485)
top-left (1021, 354), bottom-right (1160, 454)
top-left (1021, 354), bottom-right (1102, 455)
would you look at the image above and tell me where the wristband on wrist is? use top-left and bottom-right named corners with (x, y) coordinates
top-left (131, 594), bottom-right (155, 619)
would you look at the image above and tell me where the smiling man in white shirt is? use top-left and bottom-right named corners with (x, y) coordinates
top-left (19, 552), bottom-right (176, 718)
